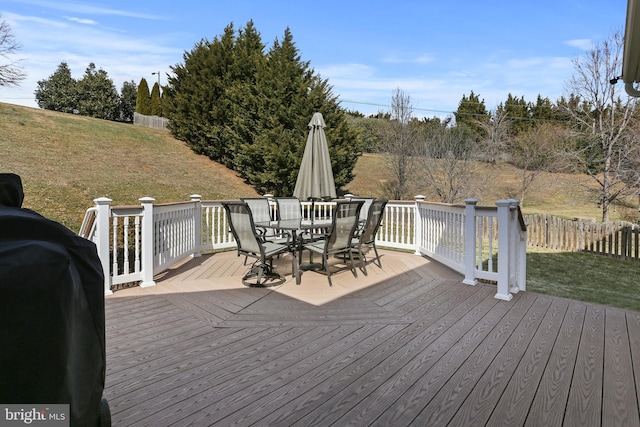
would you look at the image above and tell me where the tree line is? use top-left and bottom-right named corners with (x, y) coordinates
top-left (34, 62), bottom-right (137, 122)
top-left (17, 17), bottom-right (640, 222)
top-left (163, 21), bottom-right (360, 196)
top-left (355, 31), bottom-right (640, 223)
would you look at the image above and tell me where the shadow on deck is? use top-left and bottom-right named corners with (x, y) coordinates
top-left (104, 249), bottom-right (640, 426)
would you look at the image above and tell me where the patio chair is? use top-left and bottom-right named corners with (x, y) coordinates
top-left (223, 201), bottom-right (296, 287)
top-left (302, 200), bottom-right (364, 286)
top-left (241, 197), bottom-right (273, 224)
top-left (352, 198), bottom-right (388, 274)
top-left (275, 197), bottom-right (302, 220)
top-left (349, 196), bottom-right (374, 231)
top-left (241, 197), bottom-right (289, 253)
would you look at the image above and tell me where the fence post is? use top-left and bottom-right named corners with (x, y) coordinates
top-left (463, 198), bottom-right (478, 285)
top-left (495, 199), bottom-right (513, 301)
top-left (139, 197), bottom-right (156, 288)
top-left (191, 194), bottom-right (202, 258)
top-left (94, 197), bottom-right (112, 295)
top-left (414, 195), bottom-right (425, 256)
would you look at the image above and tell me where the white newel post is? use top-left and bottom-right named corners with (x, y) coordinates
top-left (94, 197), bottom-right (113, 295)
top-left (495, 199), bottom-right (513, 301)
top-left (414, 195), bottom-right (425, 256)
top-left (463, 198), bottom-right (478, 286)
top-left (139, 197), bottom-right (156, 288)
top-left (191, 194), bottom-right (203, 258)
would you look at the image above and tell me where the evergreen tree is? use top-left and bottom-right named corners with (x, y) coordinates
top-left (165, 24), bottom-right (237, 164)
top-left (136, 78), bottom-right (152, 115)
top-left (76, 63), bottom-right (120, 120)
top-left (165, 22), bottom-right (361, 196)
top-left (530, 94), bottom-right (556, 123)
top-left (238, 27), bottom-right (359, 195)
top-left (502, 93), bottom-right (532, 136)
top-left (453, 91), bottom-right (489, 141)
top-left (34, 61), bottom-right (78, 113)
top-left (119, 80), bottom-right (137, 122)
top-left (150, 82), bottom-right (162, 116)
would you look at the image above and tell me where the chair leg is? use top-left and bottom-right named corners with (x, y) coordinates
top-left (256, 264), bottom-right (264, 284)
top-left (324, 252), bottom-right (332, 286)
top-left (242, 260), bottom-right (285, 287)
top-left (292, 251), bottom-right (300, 285)
top-left (372, 244), bottom-right (382, 268)
top-left (348, 248), bottom-right (358, 279)
top-left (357, 246), bottom-right (368, 276)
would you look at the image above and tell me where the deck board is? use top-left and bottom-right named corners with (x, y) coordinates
top-left (603, 308), bottom-right (640, 427)
top-left (565, 304), bottom-right (605, 426)
top-left (103, 249), bottom-right (640, 426)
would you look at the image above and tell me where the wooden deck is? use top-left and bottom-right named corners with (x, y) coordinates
top-left (104, 249), bottom-right (640, 426)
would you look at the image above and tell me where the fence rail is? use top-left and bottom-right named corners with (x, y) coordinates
top-left (524, 214), bottom-right (640, 260)
top-left (81, 195), bottom-right (527, 301)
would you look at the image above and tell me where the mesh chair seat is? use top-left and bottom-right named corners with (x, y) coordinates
top-left (241, 197), bottom-right (290, 247)
top-left (351, 199), bottom-right (388, 274)
top-left (275, 197), bottom-right (302, 220)
top-left (223, 201), bottom-right (296, 287)
top-left (302, 200), bottom-right (364, 286)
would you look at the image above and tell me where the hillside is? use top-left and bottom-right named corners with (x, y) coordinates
top-left (2, 103), bottom-right (637, 232)
top-left (0, 103), bottom-right (259, 231)
top-left (345, 155), bottom-right (638, 222)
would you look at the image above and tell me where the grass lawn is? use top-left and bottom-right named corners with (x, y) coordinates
top-left (3, 102), bottom-right (640, 312)
top-left (526, 246), bottom-right (640, 312)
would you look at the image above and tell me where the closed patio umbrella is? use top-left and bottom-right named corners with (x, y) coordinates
top-left (293, 112), bottom-right (337, 201)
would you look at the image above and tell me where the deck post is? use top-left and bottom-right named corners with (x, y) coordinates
top-left (139, 197), bottom-right (156, 288)
top-left (94, 197), bottom-right (113, 295)
top-left (511, 199), bottom-right (527, 292)
top-left (190, 194), bottom-right (202, 258)
top-left (414, 195), bottom-right (425, 256)
top-left (495, 199), bottom-right (513, 301)
top-left (463, 198), bottom-right (478, 285)
top-left (507, 199), bottom-right (521, 294)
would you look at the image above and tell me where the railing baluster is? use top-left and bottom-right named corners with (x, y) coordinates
top-left (123, 216), bottom-right (130, 274)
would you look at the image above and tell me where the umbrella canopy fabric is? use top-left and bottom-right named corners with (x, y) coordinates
top-left (293, 112), bottom-right (337, 200)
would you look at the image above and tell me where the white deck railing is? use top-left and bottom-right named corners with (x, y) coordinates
top-left (80, 195), bottom-right (527, 300)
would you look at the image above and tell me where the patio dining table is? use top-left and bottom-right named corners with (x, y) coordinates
top-left (254, 218), bottom-right (332, 282)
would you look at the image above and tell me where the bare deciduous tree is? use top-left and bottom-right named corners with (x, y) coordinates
top-left (0, 15), bottom-right (26, 87)
top-left (420, 126), bottom-right (483, 204)
top-left (510, 123), bottom-right (568, 205)
top-left (378, 88), bottom-right (421, 199)
top-left (477, 107), bottom-right (512, 162)
top-left (565, 30), bottom-right (639, 222)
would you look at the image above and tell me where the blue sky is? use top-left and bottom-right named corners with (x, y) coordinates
top-left (0, 0), bottom-right (629, 118)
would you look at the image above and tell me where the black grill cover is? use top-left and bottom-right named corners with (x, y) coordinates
top-left (0, 206), bottom-right (105, 426)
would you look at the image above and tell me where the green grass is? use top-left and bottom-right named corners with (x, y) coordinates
top-left (0, 103), bottom-right (259, 231)
top-left (526, 246), bottom-right (640, 311)
top-left (2, 102), bottom-right (640, 312)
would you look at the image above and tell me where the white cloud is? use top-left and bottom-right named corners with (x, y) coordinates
top-left (382, 54), bottom-right (434, 64)
top-left (5, 0), bottom-right (162, 20)
top-left (565, 38), bottom-right (593, 50)
top-left (67, 17), bottom-right (97, 25)
top-left (317, 63), bottom-right (377, 79)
